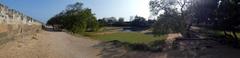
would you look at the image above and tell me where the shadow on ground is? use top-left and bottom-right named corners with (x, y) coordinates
top-left (42, 26), bottom-right (62, 32)
top-left (93, 39), bottom-right (240, 58)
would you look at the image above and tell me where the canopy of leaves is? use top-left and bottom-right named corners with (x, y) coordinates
top-left (214, 0), bottom-right (240, 31)
top-left (150, 0), bottom-right (188, 35)
top-left (152, 9), bottom-right (186, 35)
top-left (130, 16), bottom-right (148, 28)
top-left (47, 2), bottom-right (101, 33)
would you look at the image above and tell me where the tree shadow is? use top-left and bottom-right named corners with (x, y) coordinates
top-left (93, 40), bottom-right (166, 58)
top-left (42, 25), bottom-right (62, 32)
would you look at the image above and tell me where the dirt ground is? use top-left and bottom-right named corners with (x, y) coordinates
top-left (0, 31), bottom-right (101, 58)
top-left (1, 30), bottom-right (240, 58)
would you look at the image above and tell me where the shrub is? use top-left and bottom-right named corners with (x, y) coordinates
top-left (105, 40), bottom-right (166, 52)
top-left (47, 2), bottom-right (102, 33)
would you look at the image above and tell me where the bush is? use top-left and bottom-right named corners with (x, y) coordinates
top-left (128, 43), bottom-right (150, 51)
top-left (105, 40), bottom-right (166, 52)
top-left (47, 2), bottom-right (102, 33)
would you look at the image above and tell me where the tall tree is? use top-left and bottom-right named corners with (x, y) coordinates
top-left (150, 0), bottom-right (189, 35)
top-left (214, 0), bottom-right (240, 47)
top-left (152, 8), bottom-right (185, 35)
top-left (47, 2), bottom-right (101, 33)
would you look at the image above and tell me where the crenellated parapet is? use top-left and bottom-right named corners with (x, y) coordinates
top-left (0, 3), bottom-right (42, 25)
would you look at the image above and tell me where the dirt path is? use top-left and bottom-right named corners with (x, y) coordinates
top-left (0, 31), bottom-right (101, 58)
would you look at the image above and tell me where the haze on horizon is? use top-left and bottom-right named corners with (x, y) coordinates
top-left (1, 0), bottom-right (151, 23)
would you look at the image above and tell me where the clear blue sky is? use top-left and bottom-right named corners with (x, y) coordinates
top-left (0, 0), bottom-right (150, 23)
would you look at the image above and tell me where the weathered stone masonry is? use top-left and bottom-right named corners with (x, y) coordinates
top-left (0, 3), bottom-right (43, 45)
top-left (0, 3), bottom-right (42, 25)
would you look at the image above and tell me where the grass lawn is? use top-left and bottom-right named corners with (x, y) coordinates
top-left (201, 29), bottom-right (240, 40)
top-left (86, 32), bottom-right (166, 43)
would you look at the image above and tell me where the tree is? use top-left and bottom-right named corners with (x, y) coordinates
top-left (150, 0), bottom-right (189, 35)
top-left (189, 0), bottom-right (219, 25)
top-left (98, 18), bottom-right (107, 26)
top-left (146, 19), bottom-right (156, 27)
top-left (113, 17), bottom-right (125, 26)
top-left (149, 0), bottom-right (220, 36)
top-left (188, 0), bottom-right (240, 47)
top-left (118, 17), bottom-right (124, 24)
top-left (152, 8), bottom-right (186, 35)
top-left (98, 17), bottom-right (128, 27)
top-left (130, 16), bottom-right (147, 28)
top-left (107, 17), bottom-right (117, 26)
top-left (47, 2), bottom-right (101, 33)
top-left (213, 0), bottom-right (240, 47)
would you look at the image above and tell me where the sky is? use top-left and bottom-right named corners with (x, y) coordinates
top-left (0, 0), bottom-right (150, 23)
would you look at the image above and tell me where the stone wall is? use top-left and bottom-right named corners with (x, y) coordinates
top-left (0, 3), bottom-right (42, 25)
top-left (0, 3), bottom-right (42, 45)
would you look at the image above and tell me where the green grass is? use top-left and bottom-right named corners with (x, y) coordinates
top-left (89, 32), bottom-right (166, 43)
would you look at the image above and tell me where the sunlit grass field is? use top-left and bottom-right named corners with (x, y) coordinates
top-left (86, 32), bottom-right (166, 43)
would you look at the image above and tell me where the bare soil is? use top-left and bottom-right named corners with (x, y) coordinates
top-left (0, 31), bottom-right (101, 58)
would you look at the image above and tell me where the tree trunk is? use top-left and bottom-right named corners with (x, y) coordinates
top-left (232, 31), bottom-right (239, 48)
top-left (232, 31), bottom-right (238, 40)
top-left (224, 30), bottom-right (234, 39)
top-left (224, 30), bottom-right (227, 38)
top-left (224, 30), bottom-right (227, 36)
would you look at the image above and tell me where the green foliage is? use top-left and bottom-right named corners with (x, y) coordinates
top-left (214, 0), bottom-right (240, 47)
top-left (130, 16), bottom-right (148, 27)
top-left (150, 0), bottom-right (188, 36)
top-left (47, 2), bottom-right (101, 33)
top-left (152, 9), bottom-right (187, 36)
top-left (215, 0), bottom-right (240, 31)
